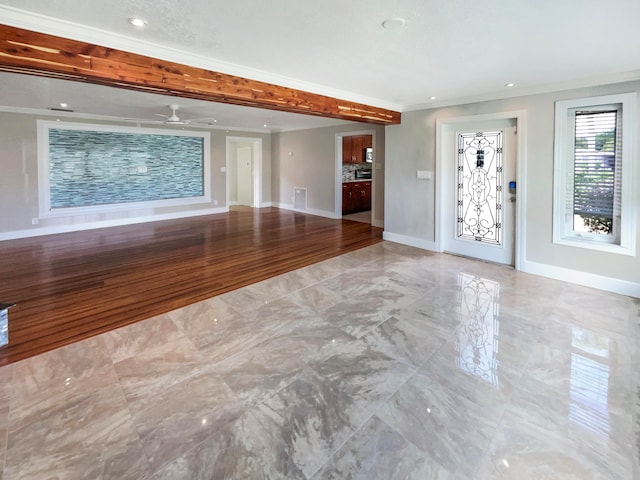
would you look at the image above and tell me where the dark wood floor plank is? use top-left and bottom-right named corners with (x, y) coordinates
top-left (0, 207), bottom-right (382, 365)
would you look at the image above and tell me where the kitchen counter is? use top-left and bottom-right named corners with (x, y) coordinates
top-left (342, 179), bottom-right (371, 183)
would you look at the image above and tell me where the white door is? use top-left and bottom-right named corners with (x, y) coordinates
top-left (237, 146), bottom-right (253, 206)
top-left (442, 119), bottom-right (517, 265)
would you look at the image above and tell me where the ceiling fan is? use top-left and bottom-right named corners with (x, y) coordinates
top-left (156, 103), bottom-right (188, 124)
top-left (122, 104), bottom-right (217, 127)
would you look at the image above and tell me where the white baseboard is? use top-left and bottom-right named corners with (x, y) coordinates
top-left (521, 260), bottom-right (640, 298)
top-left (380, 232), bottom-right (638, 297)
top-left (382, 231), bottom-right (638, 298)
top-left (271, 202), bottom-right (291, 210)
top-left (273, 203), bottom-right (340, 219)
top-left (0, 207), bottom-right (230, 241)
top-left (382, 231), bottom-right (439, 252)
top-left (275, 202), bottom-right (382, 225)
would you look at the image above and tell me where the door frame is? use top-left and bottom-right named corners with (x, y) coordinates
top-left (435, 111), bottom-right (527, 270)
top-left (334, 129), bottom-right (378, 225)
top-left (226, 136), bottom-right (263, 208)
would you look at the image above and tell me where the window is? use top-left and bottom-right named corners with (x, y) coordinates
top-left (553, 93), bottom-right (637, 255)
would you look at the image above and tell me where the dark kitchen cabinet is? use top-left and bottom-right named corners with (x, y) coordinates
top-left (342, 136), bottom-right (354, 163)
top-left (351, 135), bottom-right (363, 163)
top-left (342, 183), bottom-right (354, 214)
top-left (342, 135), bottom-right (373, 164)
top-left (342, 181), bottom-right (372, 215)
top-left (361, 181), bottom-right (371, 208)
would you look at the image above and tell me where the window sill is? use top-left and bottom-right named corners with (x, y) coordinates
top-left (554, 236), bottom-right (635, 256)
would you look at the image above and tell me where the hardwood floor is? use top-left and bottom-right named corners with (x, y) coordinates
top-left (0, 207), bottom-right (382, 366)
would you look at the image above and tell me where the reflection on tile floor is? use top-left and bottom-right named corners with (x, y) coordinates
top-left (1, 241), bottom-right (638, 479)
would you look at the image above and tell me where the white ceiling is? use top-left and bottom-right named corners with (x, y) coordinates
top-left (1, 0), bottom-right (640, 130)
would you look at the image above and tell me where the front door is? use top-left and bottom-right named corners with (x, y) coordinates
top-left (443, 119), bottom-right (517, 265)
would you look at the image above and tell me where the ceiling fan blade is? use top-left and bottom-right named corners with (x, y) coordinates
top-left (185, 117), bottom-right (217, 125)
top-left (122, 118), bottom-right (164, 124)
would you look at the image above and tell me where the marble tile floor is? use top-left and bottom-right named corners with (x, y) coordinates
top-left (0, 241), bottom-right (638, 479)
top-left (341, 211), bottom-right (371, 225)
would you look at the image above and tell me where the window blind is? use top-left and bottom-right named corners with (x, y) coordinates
top-left (573, 110), bottom-right (618, 220)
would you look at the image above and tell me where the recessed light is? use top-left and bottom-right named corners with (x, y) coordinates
top-left (59, 102), bottom-right (68, 108)
top-left (429, 96), bottom-right (437, 100)
top-left (263, 124), bottom-right (268, 128)
top-left (505, 82), bottom-right (515, 87)
top-left (129, 17), bottom-right (147, 28)
top-left (382, 17), bottom-right (407, 30)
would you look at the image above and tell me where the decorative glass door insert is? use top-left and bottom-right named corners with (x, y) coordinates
top-left (457, 131), bottom-right (503, 245)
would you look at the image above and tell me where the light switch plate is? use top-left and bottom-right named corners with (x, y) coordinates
top-left (416, 170), bottom-right (432, 180)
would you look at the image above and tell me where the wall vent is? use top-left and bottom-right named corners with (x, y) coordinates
top-left (294, 187), bottom-right (307, 210)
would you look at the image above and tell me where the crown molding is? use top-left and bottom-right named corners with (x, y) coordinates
top-left (405, 70), bottom-right (640, 112)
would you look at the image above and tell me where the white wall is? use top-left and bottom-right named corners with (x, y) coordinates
top-left (385, 80), bottom-right (640, 296)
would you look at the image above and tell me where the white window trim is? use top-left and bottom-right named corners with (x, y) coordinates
top-left (553, 93), bottom-right (637, 256)
top-left (37, 120), bottom-right (212, 218)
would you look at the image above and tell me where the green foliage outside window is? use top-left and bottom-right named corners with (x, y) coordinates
top-left (581, 215), bottom-right (613, 234)
top-left (595, 129), bottom-right (615, 152)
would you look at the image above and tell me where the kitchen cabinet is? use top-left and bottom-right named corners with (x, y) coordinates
top-left (351, 135), bottom-right (363, 163)
top-left (342, 136), bottom-right (353, 163)
top-left (362, 181), bottom-right (371, 208)
top-left (342, 181), bottom-right (371, 215)
top-left (342, 135), bottom-right (373, 164)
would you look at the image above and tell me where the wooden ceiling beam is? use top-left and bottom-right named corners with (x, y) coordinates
top-left (0, 24), bottom-right (401, 125)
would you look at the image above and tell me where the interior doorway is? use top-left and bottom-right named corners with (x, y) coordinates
top-left (226, 137), bottom-right (262, 208)
top-left (335, 131), bottom-right (376, 225)
top-left (436, 112), bottom-right (527, 268)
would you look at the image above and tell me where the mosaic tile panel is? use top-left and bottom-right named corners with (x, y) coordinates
top-left (48, 129), bottom-right (205, 208)
top-left (0, 307), bottom-right (8, 348)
